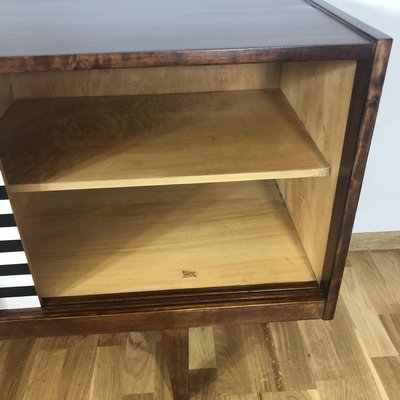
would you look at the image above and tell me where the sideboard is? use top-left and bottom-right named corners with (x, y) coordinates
top-left (0, 1), bottom-right (391, 399)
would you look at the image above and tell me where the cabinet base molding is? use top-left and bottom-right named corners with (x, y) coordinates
top-left (0, 283), bottom-right (324, 340)
top-left (350, 231), bottom-right (400, 252)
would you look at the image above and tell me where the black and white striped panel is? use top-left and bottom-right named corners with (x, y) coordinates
top-left (0, 170), bottom-right (40, 309)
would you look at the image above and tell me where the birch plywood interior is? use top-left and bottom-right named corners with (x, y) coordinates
top-left (0, 1), bottom-right (392, 399)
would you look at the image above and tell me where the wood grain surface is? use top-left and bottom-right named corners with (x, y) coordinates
top-left (0, 0), bottom-right (372, 73)
top-left (15, 181), bottom-right (316, 297)
top-left (350, 232), bottom-right (400, 252)
top-left (322, 38), bottom-right (392, 319)
top-left (278, 60), bottom-right (356, 282)
top-left (9, 63), bottom-right (282, 99)
top-left (0, 75), bottom-right (13, 118)
top-left (0, 90), bottom-right (329, 193)
top-left (0, 250), bottom-right (398, 399)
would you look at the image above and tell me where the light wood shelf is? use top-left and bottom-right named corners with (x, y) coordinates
top-left (17, 180), bottom-right (316, 298)
top-left (0, 90), bottom-right (330, 193)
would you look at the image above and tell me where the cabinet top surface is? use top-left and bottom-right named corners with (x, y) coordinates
top-left (0, 0), bottom-right (373, 72)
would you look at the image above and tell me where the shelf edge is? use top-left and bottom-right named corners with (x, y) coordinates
top-left (8, 167), bottom-right (331, 193)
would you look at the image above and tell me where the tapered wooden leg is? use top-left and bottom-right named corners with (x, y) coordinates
top-left (162, 328), bottom-right (189, 400)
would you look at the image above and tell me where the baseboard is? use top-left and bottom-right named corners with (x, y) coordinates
top-left (349, 231), bottom-right (400, 252)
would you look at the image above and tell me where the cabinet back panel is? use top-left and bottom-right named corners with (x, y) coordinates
top-left (278, 60), bottom-right (357, 282)
top-left (14, 181), bottom-right (316, 297)
top-left (8, 63), bottom-right (281, 99)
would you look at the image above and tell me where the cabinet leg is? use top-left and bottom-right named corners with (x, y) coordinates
top-left (162, 328), bottom-right (189, 400)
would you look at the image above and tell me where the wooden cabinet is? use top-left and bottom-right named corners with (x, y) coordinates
top-left (0, 1), bottom-right (391, 399)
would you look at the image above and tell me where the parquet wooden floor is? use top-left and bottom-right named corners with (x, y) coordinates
top-left (0, 250), bottom-right (399, 399)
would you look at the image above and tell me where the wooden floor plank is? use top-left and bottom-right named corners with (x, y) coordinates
top-left (372, 357), bottom-right (400, 400)
top-left (0, 338), bottom-right (38, 400)
top-left (22, 338), bottom-right (68, 400)
top-left (88, 345), bottom-right (124, 400)
top-left (189, 368), bottom-right (218, 400)
top-left (379, 313), bottom-right (400, 352)
top-left (241, 324), bottom-right (281, 392)
top-left (123, 332), bottom-right (157, 395)
top-left (347, 251), bottom-right (399, 314)
top-left (189, 327), bottom-right (216, 370)
top-left (316, 380), bottom-right (359, 400)
top-left (353, 329), bottom-right (390, 400)
top-left (260, 390), bottom-right (321, 400)
top-left (56, 335), bottom-right (99, 400)
top-left (349, 232), bottom-right (400, 252)
top-left (369, 250), bottom-right (400, 309)
top-left (341, 255), bottom-right (398, 357)
top-left (324, 305), bottom-right (384, 400)
top-left (221, 395), bottom-right (260, 400)
top-left (297, 319), bottom-right (344, 381)
top-left (0, 249), bottom-right (399, 399)
top-left (121, 394), bottom-right (155, 400)
top-left (213, 325), bottom-right (254, 395)
top-left (153, 333), bottom-right (173, 400)
top-left (269, 321), bottom-right (316, 391)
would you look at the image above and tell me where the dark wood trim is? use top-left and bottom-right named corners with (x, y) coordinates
top-left (322, 38), bottom-right (392, 319)
top-left (306, 0), bottom-right (392, 41)
top-left (42, 281), bottom-right (319, 307)
top-left (0, 291), bottom-right (325, 340)
top-left (320, 60), bottom-right (373, 311)
top-left (162, 328), bottom-right (189, 400)
top-left (0, 44), bottom-right (374, 74)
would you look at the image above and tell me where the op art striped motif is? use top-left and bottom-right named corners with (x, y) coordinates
top-left (0, 170), bottom-right (40, 310)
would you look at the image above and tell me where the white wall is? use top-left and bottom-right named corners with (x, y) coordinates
top-left (326, 0), bottom-right (400, 233)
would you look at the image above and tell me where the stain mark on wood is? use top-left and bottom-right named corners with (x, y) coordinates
top-left (182, 270), bottom-right (198, 279)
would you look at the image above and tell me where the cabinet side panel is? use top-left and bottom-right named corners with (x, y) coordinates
top-left (10, 63), bottom-right (281, 99)
top-left (0, 74), bottom-right (13, 117)
top-left (278, 61), bottom-right (356, 282)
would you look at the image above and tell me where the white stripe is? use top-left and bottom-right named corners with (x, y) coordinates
top-left (0, 274), bottom-right (35, 288)
top-left (0, 251), bottom-right (28, 265)
top-left (0, 199), bottom-right (12, 214)
top-left (0, 226), bottom-right (21, 241)
top-left (0, 296), bottom-right (40, 309)
top-left (0, 173), bottom-right (4, 186)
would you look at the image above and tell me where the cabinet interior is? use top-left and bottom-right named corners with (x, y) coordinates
top-left (0, 61), bottom-right (356, 300)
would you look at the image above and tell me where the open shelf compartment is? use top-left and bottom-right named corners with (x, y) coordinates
top-left (1, 60), bottom-right (358, 305)
top-left (0, 89), bottom-right (330, 193)
top-left (15, 180), bottom-right (317, 299)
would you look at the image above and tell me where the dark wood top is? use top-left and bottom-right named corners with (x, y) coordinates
top-left (0, 0), bottom-right (377, 72)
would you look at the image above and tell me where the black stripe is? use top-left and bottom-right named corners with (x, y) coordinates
top-left (0, 214), bottom-right (16, 227)
top-left (0, 240), bottom-right (24, 253)
top-left (0, 286), bottom-right (37, 298)
top-left (0, 263), bottom-right (31, 276)
top-left (0, 186), bottom-right (8, 200)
